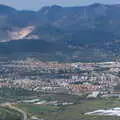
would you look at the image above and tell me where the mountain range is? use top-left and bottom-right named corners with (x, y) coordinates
top-left (0, 3), bottom-right (120, 62)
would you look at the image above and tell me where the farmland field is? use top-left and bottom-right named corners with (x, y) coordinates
top-left (18, 98), bottom-right (120, 120)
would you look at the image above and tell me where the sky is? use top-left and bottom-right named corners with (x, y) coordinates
top-left (0, 0), bottom-right (120, 10)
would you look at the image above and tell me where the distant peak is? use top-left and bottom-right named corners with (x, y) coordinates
top-left (51, 5), bottom-right (62, 9)
top-left (39, 5), bottom-right (62, 12)
top-left (0, 4), bottom-right (16, 14)
top-left (89, 3), bottom-right (104, 7)
top-left (0, 4), bottom-right (16, 10)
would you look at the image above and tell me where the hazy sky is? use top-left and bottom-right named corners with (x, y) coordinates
top-left (0, 0), bottom-right (120, 10)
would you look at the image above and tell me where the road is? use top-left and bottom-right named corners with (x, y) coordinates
top-left (1, 103), bottom-right (28, 120)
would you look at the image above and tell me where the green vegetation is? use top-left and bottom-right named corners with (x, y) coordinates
top-left (19, 103), bottom-right (59, 113)
top-left (1, 89), bottom-right (120, 120)
top-left (0, 88), bottom-right (37, 102)
top-left (18, 98), bottom-right (120, 120)
top-left (0, 107), bottom-right (22, 120)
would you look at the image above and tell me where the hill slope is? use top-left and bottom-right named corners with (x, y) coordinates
top-left (0, 4), bottom-right (120, 61)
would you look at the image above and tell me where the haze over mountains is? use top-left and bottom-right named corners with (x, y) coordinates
top-left (0, 3), bottom-right (120, 62)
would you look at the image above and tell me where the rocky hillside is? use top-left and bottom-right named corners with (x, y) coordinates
top-left (0, 3), bottom-right (120, 61)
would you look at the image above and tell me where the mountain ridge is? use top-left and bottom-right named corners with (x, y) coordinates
top-left (0, 3), bottom-right (120, 61)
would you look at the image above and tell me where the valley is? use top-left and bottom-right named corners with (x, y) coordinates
top-left (0, 2), bottom-right (120, 120)
top-left (0, 57), bottom-right (119, 119)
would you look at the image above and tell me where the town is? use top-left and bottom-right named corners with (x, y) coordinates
top-left (0, 57), bottom-right (120, 98)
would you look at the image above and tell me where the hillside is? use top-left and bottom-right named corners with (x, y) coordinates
top-left (0, 3), bottom-right (120, 61)
top-left (0, 4), bottom-right (119, 42)
top-left (0, 107), bottom-right (22, 120)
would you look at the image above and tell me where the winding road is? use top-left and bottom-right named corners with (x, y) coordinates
top-left (1, 103), bottom-right (28, 120)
